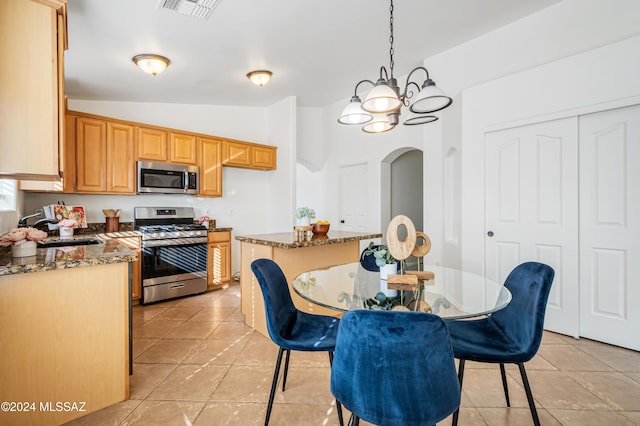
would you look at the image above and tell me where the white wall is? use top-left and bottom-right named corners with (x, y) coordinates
top-left (25, 98), bottom-right (297, 275)
top-left (460, 35), bottom-right (640, 274)
top-left (422, 0), bottom-right (640, 271)
top-left (300, 99), bottom-right (424, 234)
top-left (298, 0), bottom-right (640, 271)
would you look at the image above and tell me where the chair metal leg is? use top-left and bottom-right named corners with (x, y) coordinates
top-left (499, 363), bottom-right (511, 407)
top-left (517, 363), bottom-right (540, 426)
top-left (281, 349), bottom-right (291, 391)
top-left (329, 352), bottom-right (345, 426)
top-left (265, 347), bottom-right (285, 426)
top-left (348, 414), bottom-right (360, 426)
top-left (451, 359), bottom-right (465, 426)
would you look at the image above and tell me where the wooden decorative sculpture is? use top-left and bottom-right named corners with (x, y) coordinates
top-left (384, 214), bottom-right (434, 312)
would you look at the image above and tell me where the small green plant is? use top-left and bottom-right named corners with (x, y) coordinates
top-left (363, 241), bottom-right (396, 267)
top-left (295, 207), bottom-right (316, 219)
top-left (364, 292), bottom-right (402, 310)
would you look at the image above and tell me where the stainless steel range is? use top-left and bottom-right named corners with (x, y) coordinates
top-left (134, 207), bottom-right (208, 304)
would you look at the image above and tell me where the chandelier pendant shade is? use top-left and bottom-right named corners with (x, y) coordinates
top-left (361, 77), bottom-right (403, 113)
top-left (337, 0), bottom-right (452, 133)
top-left (337, 95), bottom-right (373, 125)
top-left (363, 113), bottom-right (395, 134)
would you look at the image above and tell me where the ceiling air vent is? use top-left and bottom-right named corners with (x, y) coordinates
top-left (157, 0), bottom-right (221, 20)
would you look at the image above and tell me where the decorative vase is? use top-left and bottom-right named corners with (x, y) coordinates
top-left (11, 240), bottom-right (37, 258)
top-left (379, 262), bottom-right (398, 297)
top-left (297, 216), bottom-right (311, 227)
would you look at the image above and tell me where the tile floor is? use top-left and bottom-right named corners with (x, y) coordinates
top-left (66, 283), bottom-right (640, 425)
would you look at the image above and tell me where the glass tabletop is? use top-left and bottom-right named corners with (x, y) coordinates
top-left (293, 263), bottom-right (512, 319)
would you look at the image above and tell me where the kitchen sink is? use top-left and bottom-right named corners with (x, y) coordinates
top-left (37, 238), bottom-right (102, 248)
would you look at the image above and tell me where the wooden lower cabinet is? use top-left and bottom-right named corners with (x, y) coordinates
top-left (239, 240), bottom-right (358, 337)
top-left (207, 231), bottom-right (231, 289)
top-left (116, 236), bottom-right (142, 302)
top-left (0, 262), bottom-right (129, 425)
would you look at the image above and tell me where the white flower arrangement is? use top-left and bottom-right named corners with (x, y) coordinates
top-left (295, 207), bottom-right (316, 219)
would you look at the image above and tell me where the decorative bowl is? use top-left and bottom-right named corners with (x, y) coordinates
top-left (311, 222), bottom-right (330, 235)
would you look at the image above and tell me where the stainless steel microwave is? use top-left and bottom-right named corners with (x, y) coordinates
top-left (137, 161), bottom-right (199, 194)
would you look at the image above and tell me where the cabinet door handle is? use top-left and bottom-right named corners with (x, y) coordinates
top-left (487, 231), bottom-right (494, 237)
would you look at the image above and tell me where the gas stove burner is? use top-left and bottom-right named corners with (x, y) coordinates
top-left (175, 224), bottom-right (207, 231)
top-left (137, 224), bottom-right (207, 233)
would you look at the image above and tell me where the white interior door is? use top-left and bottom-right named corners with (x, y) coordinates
top-left (338, 163), bottom-right (368, 232)
top-left (579, 104), bottom-right (640, 351)
top-left (485, 118), bottom-right (579, 337)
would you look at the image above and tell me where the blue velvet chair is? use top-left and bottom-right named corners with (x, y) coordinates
top-left (330, 310), bottom-right (461, 426)
top-left (446, 262), bottom-right (555, 426)
top-left (250, 258), bottom-right (344, 426)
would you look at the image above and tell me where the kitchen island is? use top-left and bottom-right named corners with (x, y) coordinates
top-left (236, 230), bottom-right (381, 336)
top-left (0, 241), bottom-right (135, 425)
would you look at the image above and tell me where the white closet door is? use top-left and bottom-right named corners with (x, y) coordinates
top-left (579, 104), bottom-right (640, 351)
top-left (485, 118), bottom-right (579, 337)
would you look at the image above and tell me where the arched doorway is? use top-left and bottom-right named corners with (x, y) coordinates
top-left (381, 148), bottom-right (423, 269)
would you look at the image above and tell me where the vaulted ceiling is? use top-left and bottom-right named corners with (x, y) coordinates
top-left (64, 0), bottom-right (562, 108)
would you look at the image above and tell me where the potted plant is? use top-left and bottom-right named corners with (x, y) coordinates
top-left (295, 207), bottom-right (315, 226)
top-left (363, 242), bottom-right (398, 297)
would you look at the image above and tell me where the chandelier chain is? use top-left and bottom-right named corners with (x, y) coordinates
top-left (389, 0), bottom-right (394, 77)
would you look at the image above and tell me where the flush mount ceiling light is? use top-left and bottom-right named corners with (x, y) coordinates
top-left (132, 54), bottom-right (171, 76)
top-left (338, 0), bottom-right (452, 133)
top-left (247, 70), bottom-right (272, 87)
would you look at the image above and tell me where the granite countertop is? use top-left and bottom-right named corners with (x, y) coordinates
top-left (235, 231), bottom-right (382, 249)
top-left (208, 227), bottom-right (233, 233)
top-left (0, 224), bottom-right (232, 276)
top-left (0, 239), bottom-right (136, 277)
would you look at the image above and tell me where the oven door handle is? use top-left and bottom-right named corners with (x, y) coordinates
top-left (170, 284), bottom-right (186, 290)
top-left (183, 171), bottom-right (189, 192)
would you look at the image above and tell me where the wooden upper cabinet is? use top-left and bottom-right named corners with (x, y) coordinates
top-left (137, 127), bottom-right (167, 161)
top-left (223, 140), bottom-right (277, 170)
top-left (253, 145), bottom-right (277, 170)
top-left (73, 115), bottom-right (136, 194)
top-left (106, 122), bottom-right (135, 193)
top-left (0, 0), bottom-right (67, 180)
top-left (198, 137), bottom-right (222, 197)
top-left (223, 140), bottom-right (252, 167)
top-left (75, 117), bottom-right (107, 192)
top-left (169, 132), bottom-right (197, 165)
top-left (57, 110), bottom-right (276, 195)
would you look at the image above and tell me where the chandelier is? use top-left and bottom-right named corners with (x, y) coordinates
top-left (338, 0), bottom-right (452, 133)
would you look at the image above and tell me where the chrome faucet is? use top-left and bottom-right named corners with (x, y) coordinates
top-left (17, 210), bottom-right (58, 230)
top-left (18, 211), bottom-right (43, 228)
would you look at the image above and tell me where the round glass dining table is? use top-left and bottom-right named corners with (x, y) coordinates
top-left (293, 263), bottom-right (511, 319)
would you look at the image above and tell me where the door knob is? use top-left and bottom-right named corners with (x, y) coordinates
top-left (487, 231), bottom-right (494, 237)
